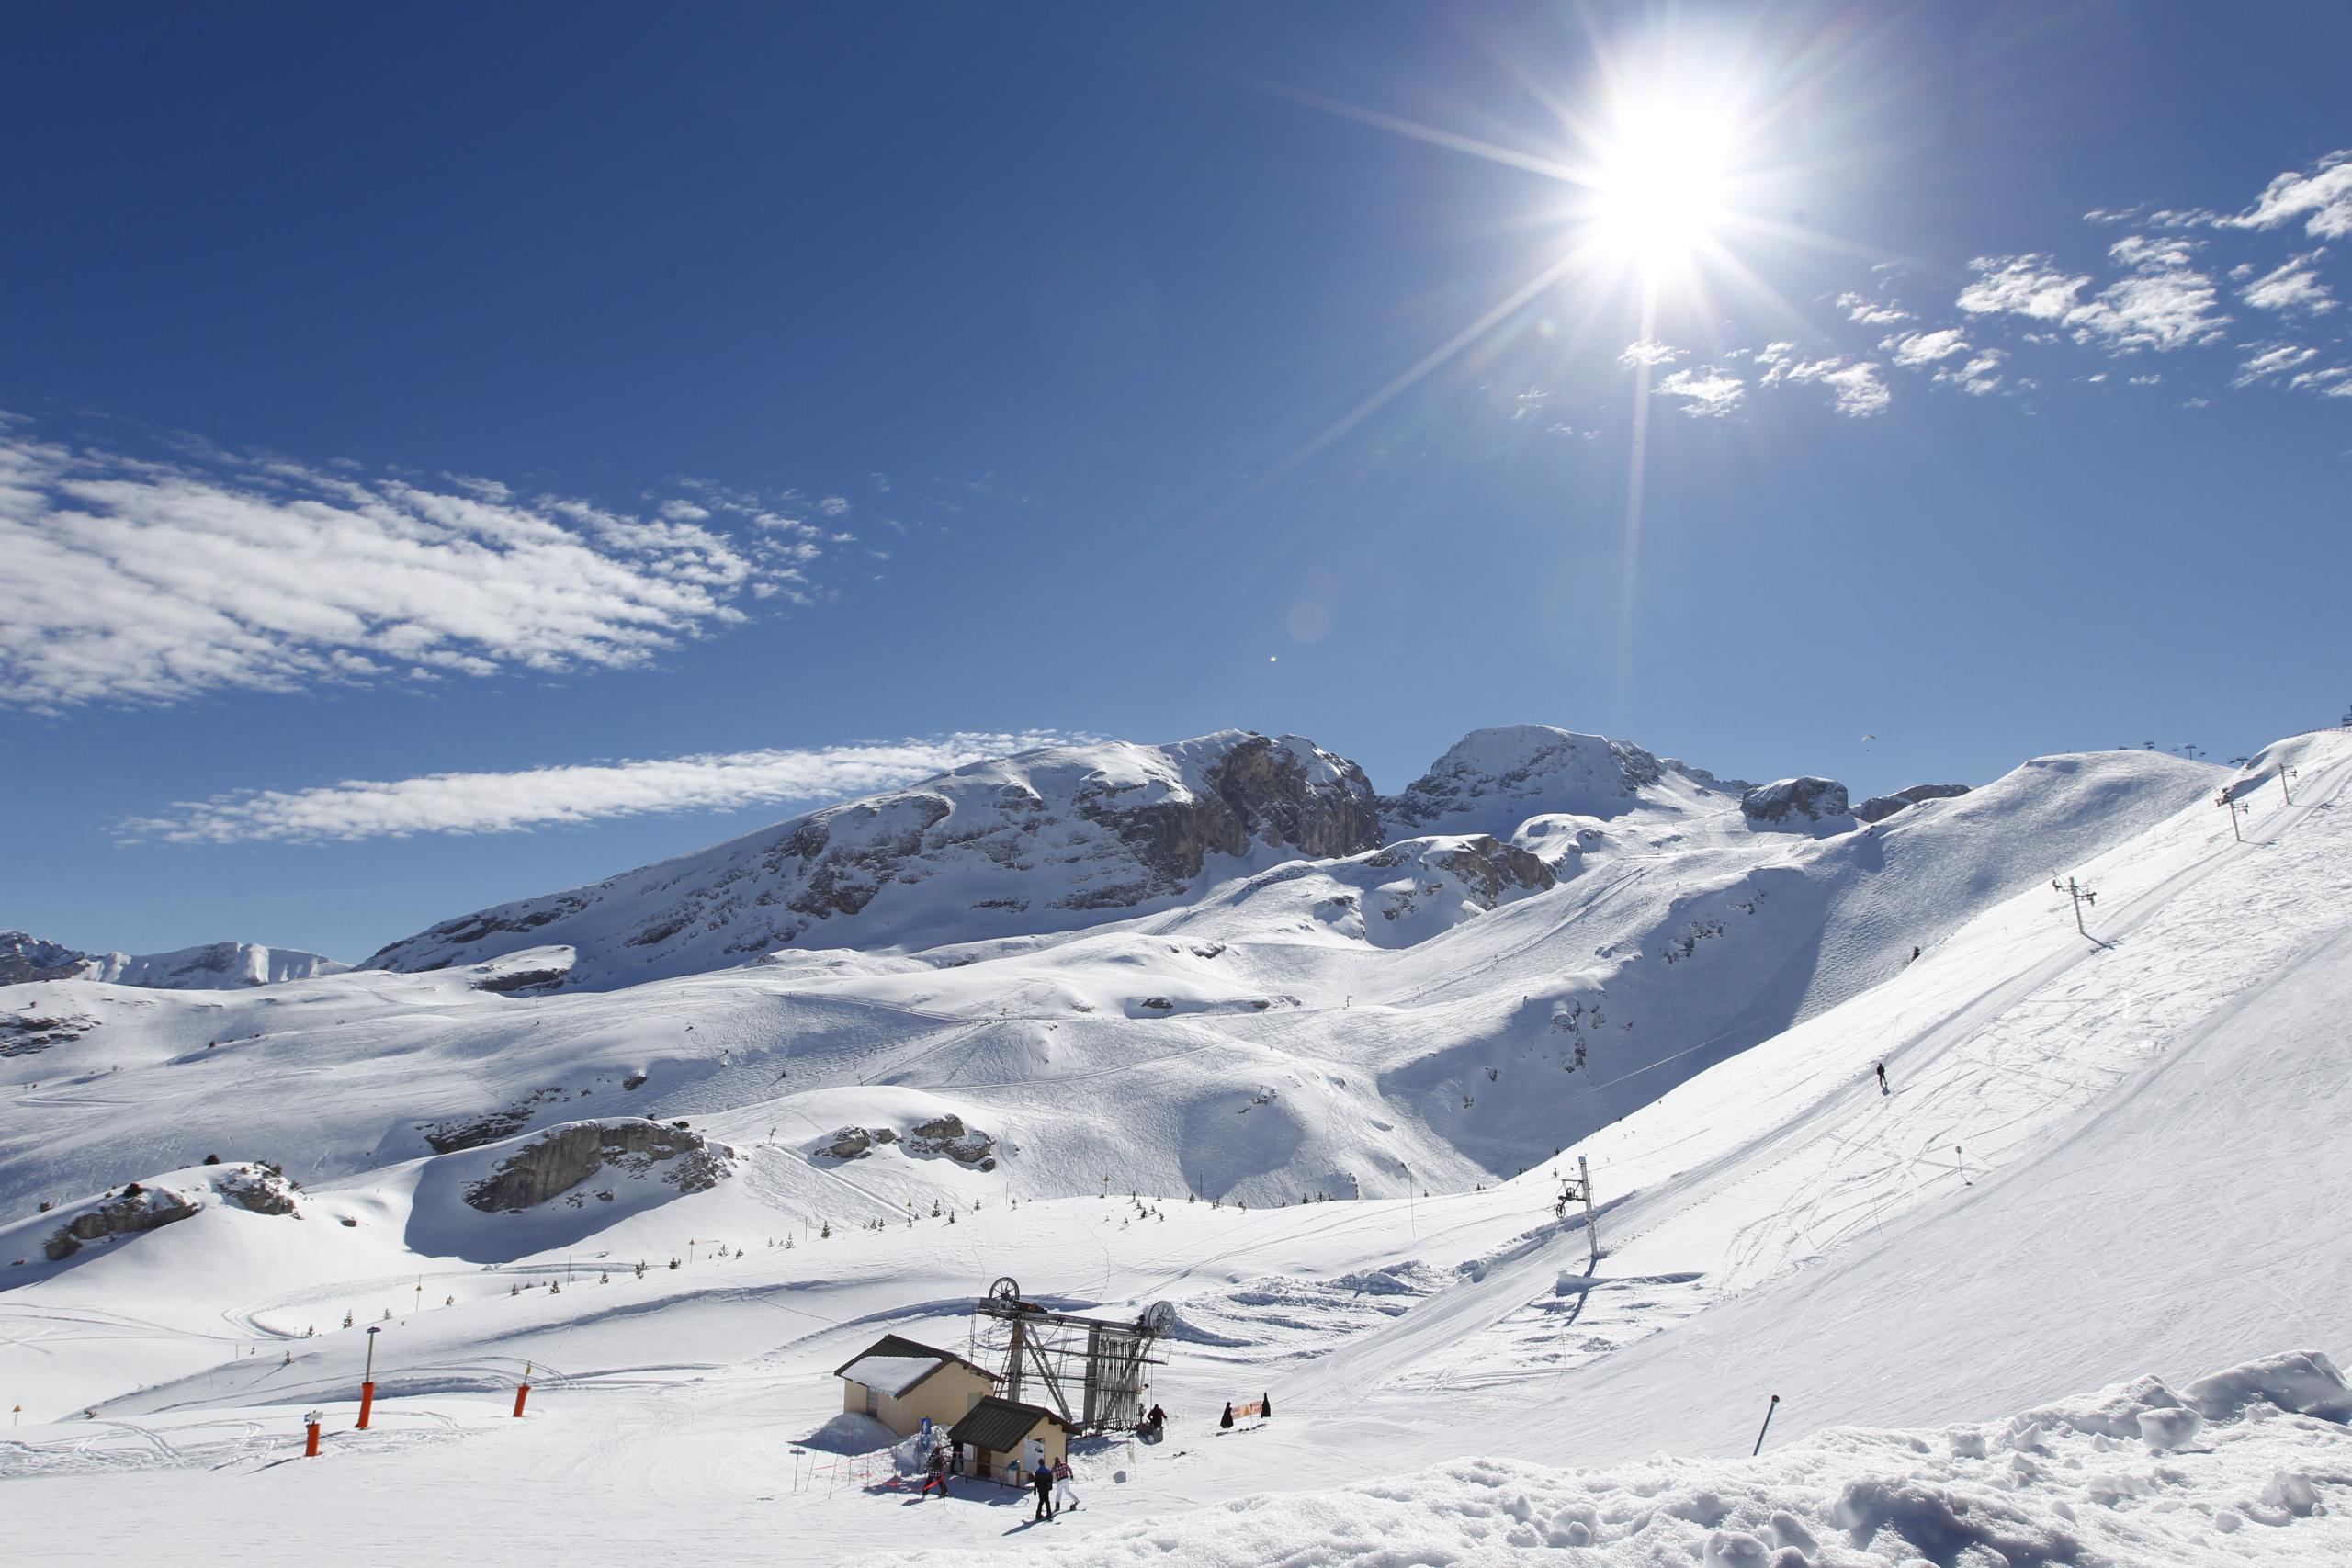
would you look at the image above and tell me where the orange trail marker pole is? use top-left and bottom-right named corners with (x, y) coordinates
top-left (356, 1325), bottom-right (381, 1429)
top-left (514, 1362), bottom-right (532, 1417)
top-left (304, 1409), bottom-right (323, 1458)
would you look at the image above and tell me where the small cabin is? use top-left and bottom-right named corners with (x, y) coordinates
top-left (834, 1334), bottom-right (998, 1439)
top-left (946, 1394), bottom-right (1073, 1480)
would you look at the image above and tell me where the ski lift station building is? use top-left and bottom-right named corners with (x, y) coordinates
top-left (947, 1395), bottom-right (1073, 1479)
top-left (834, 1335), bottom-right (998, 1438)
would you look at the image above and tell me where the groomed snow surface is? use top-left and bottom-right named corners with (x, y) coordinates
top-left (3, 728), bottom-right (2349, 1564)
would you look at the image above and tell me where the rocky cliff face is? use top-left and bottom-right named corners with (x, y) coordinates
top-left (1741, 776), bottom-right (1853, 827)
top-left (1855, 783), bottom-right (1973, 824)
top-left (461, 1119), bottom-right (733, 1213)
top-left (43, 1183), bottom-right (200, 1260)
top-left (368, 731), bottom-right (1382, 987)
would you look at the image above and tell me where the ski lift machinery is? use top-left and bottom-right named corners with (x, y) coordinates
top-left (968, 1277), bottom-right (1173, 1432)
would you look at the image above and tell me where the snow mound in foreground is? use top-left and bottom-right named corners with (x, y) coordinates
top-left (952, 1353), bottom-right (2352, 1566)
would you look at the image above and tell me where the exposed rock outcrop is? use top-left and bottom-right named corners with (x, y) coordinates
top-left (1741, 777), bottom-right (1852, 827)
top-left (462, 1120), bottom-right (733, 1213)
top-left (1855, 783), bottom-right (1973, 824)
top-left (815, 1114), bottom-right (999, 1170)
top-left (419, 1088), bottom-right (570, 1154)
top-left (1, 1011), bottom-right (95, 1058)
top-left (43, 1184), bottom-right (199, 1260)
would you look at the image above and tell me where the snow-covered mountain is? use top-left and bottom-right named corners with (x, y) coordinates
top-left (0, 931), bottom-right (348, 989)
top-left (365, 730), bottom-right (1381, 987)
top-left (1, 726), bottom-right (2346, 1565)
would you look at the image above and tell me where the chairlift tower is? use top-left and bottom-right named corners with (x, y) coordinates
top-left (2215, 789), bottom-right (2251, 844)
top-left (969, 1277), bottom-right (1170, 1433)
top-left (1554, 1155), bottom-right (1600, 1267)
top-left (2050, 874), bottom-right (2098, 934)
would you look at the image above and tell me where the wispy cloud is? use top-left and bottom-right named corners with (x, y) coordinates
top-left (0, 417), bottom-right (836, 711)
top-left (2233, 343), bottom-right (2321, 388)
top-left (1837, 290), bottom-right (1912, 326)
top-left (1617, 338), bottom-right (1685, 368)
top-left (2233, 151), bottom-right (2352, 240)
top-left (1652, 367), bottom-right (1745, 418)
top-left (122, 731), bottom-right (1087, 843)
top-left (1883, 328), bottom-right (1971, 367)
top-left (1957, 255), bottom-right (2088, 321)
top-left (1758, 346), bottom-right (1891, 417)
top-left (1958, 242), bottom-right (2229, 354)
top-left (2240, 253), bottom-right (2337, 315)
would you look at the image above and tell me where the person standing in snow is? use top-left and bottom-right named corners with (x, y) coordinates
top-left (1875, 1061), bottom-right (1889, 1096)
top-left (1032, 1458), bottom-right (1057, 1520)
top-left (1052, 1456), bottom-right (1079, 1512)
top-left (922, 1439), bottom-right (949, 1501)
top-left (1220, 1401), bottom-right (1235, 1430)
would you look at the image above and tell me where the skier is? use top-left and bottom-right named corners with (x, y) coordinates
top-left (921, 1439), bottom-right (949, 1501)
top-left (1032, 1457), bottom-right (1057, 1520)
top-left (1910, 945), bottom-right (1920, 964)
top-left (1142, 1403), bottom-right (1168, 1438)
top-left (1052, 1456), bottom-right (1079, 1513)
top-left (1220, 1401), bottom-right (1235, 1430)
top-left (1261, 1391), bottom-right (1273, 1419)
top-left (1875, 1061), bottom-right (1889, 1097)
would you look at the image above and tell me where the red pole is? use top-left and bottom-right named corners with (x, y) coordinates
top-left (356, 1323), bottom-right (381, 1428)
top-left (305, 1421), bottom-right (322, 1458)
top-left (513, 1382), bottom-right (530, 1417)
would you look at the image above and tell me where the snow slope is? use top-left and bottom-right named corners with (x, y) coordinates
top-left (2, 727), bottom-right (2342, 1566)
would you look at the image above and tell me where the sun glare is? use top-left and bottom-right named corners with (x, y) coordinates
top-left (1589, 99), bottom-right (1735, 272)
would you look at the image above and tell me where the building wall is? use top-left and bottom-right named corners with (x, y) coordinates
top-left (841, 1363), bottom-right (996, 1438)
top-left (972, 1417), bottom-right (1069, 1479)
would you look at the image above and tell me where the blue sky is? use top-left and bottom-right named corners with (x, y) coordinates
top-left (5, 2), bottom-right (2348, 961)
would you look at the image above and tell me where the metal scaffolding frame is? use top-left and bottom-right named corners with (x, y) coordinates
top-left (967, 1277), bottom-right (1171, 1433)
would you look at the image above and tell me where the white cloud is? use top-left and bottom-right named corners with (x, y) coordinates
top-left (1759, 348), bottom-right (1891, 417)
top-left (2065, 266), bottom-right (2229, 351)
top-left (1511, 386), bottom-right (1554, 420)
top-left (1883, 329), bottom-right (1971, 367)
top-left (1962, 249), bottom-right (2226, 353)
top-left (1652, 367), bottom-right (1745, 418)
top-left (1936, 350), bottom-right (2007, 396)
top-left (2240, 253), bottom-right (2337, 314)
top-left (1837, 290), bottom-right (1913, 325)
top-left (1617, 338), bottom-right (1686, 367)
top-left (2233, 344), bottom-right (2321, 387)
top-left (1957, 255), bottom-right (2089, 321)
top-left (120, 731), bottom-right (1086, 843)
top-left (2232, 150), bottom-right (2352, 240)
top-left (0, 417), bottom-right (827, 710)
top-left (2286, 365), bottom-right (2352, 396)
top-left (2107, 234), bottom-right (2201, 271)
top-left (816, 495), bottom-right (853, 516)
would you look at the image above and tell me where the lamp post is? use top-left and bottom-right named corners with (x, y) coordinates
top-left (356, 1324), bottom-right (382, 1429)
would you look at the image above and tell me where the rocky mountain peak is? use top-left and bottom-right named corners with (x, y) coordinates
top-left (1384, 726), bottom-right (1701, 838)
top-left (366, 729), bottom-right (1384, 987)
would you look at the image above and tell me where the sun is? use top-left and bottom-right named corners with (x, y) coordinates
top-left (1589, 97), bottom-right (1736, 273)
